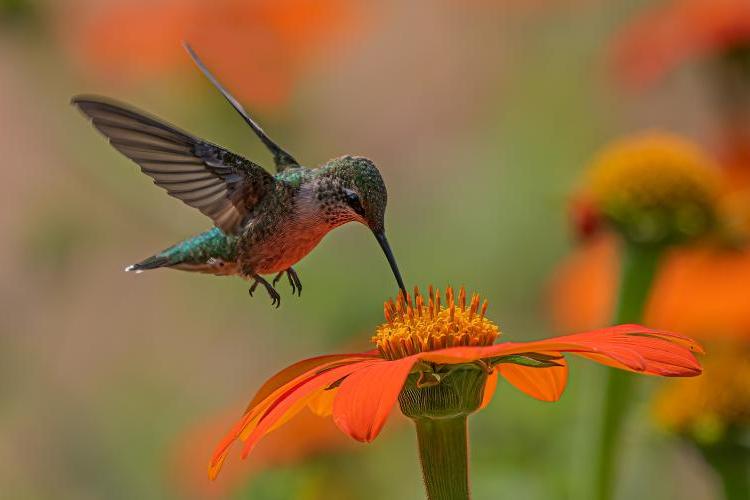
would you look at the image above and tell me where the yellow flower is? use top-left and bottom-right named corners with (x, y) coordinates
top-left (581, 132), bottom-right (722, 244)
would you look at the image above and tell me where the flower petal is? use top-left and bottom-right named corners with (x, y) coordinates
top-left (498, 357), bottom-right (569, 402)
top-left (477, 325), bottom-right (702, 376)
top-left (209, 355), bottom-right (373, 480)
top-left (237, 355), bottom-right (376, 442)
top-left (333, 357), bottom-right (416, 442)
top-left (307, 388), bottom-right (338, 417)
top-left (479, 370), bottom-right (499, 409)
top-left (246, 353), bottom-right (379, 411)
top-left (417, 346), bottom-right (492, 364)
top-left (239, 360), bottom-right (381, 458)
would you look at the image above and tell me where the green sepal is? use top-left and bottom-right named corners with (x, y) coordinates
top-left (399, 364), bottom-right (488, 420)
top-left (490, 353), bottom-right (565, 368)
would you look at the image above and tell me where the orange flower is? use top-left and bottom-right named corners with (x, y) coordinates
top-left (552, 132), bottom-right (750, 340)
top-left (457, 0), bottom-right (595, 11)
top-left (210, 286), bottom-right (703, 479)
top-left (61, 0), bottom-right (369, 109)
top-left (653, 341), bottom-right (750, 444)
top-left (651, 341), bottom-right (750, 499)
top-left (611, 2), bottom-right (750, 200)
top-left (170, 406), bottom-right (356, 498)
top-left (551, 236), bottom-right (750, 341)
top-left (611, 0), bottom-right (750, 89)
top-left (548, 232), bottom-right (618, 332)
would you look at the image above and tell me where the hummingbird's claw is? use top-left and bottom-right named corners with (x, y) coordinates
top-left (272, 268), bottom-right (302, 296)
top-left (250, 274), bottom-right (282, 308)
top-left (269, 287), bottom-right (281, 308)
top-left (287, 267), bottom-right (302, 297)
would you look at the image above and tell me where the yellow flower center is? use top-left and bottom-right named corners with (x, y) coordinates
top-left (586, 132), bottom-right (721, 243)
top-left (373, 286), bottom-right (500, 360)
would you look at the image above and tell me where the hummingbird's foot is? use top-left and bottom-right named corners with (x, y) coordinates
top-left (287, 267), bottom-right (302, 296)
top-left (273, 268), bottom-right (302, 296)
top-left (249, 275), bottom-right (281, 308)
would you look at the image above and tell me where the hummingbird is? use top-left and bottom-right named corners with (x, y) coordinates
top-left (72, 43), bottom-right (406, 307)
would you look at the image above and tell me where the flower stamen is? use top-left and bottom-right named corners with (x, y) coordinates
top-left (373, 286), bottom-right (501, 360)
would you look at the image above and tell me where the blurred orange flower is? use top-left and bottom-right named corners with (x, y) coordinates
top-left (550, 133), bottom-right (750, 341)
top-left (458, 0), bottom-right (596, 12)
top-left (611, 0), bottom-right (750, 89)
top-left (548, 232), bottom-right (617, 333)
top-left (550, 235), bottom-right (750, 342)
top-left (170, 405), bottom-right (357, 498)
top-left (210, 286), bottom-right (702, 479)
top-left (60, 0), bottom-right (370, 109)
top-left (653, 341), bottom-right (750, 444)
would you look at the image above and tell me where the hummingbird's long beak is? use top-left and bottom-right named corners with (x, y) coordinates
top-left (374, 231), bottom-right (406, 294)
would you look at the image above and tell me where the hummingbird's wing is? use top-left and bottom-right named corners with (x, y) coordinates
top-left (183, 43), bottom-right (301, 173)
top-left (72, 96), bottom-right (275, 235)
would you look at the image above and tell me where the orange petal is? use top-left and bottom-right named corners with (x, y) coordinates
top-left (307, 387), bottom-right (337, 417)
top-left (497, 357), bottom-right (569, 402)
top-left (417, 346), bottom-right (491, 364)
top-left (479, 370), bottom-right (499, 409)
top-left (478, 324), bottom-right (702, 376)
top-left (247, 353), bottom-right (379, 411)
top-left (238, 359), bottom-right (380, 459)
top-left (609, 0), bottom-right (750, 89)
top-left (547, 234), bottom-right (618, 333)
top-left (332, 357), bottom-right (416, 442)
top-left (209, 355), bottom-right (374, 480)
top-left (236, 355), bottom-right (374, 442)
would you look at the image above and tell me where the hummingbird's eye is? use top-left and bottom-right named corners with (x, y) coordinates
top-left (344, 190), bottom-right (366, 217)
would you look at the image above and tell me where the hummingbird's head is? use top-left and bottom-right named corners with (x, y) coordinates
top-left (326, 155), bottom-right (387, 232)
top-left (322, 155), bottom-right (405, 293)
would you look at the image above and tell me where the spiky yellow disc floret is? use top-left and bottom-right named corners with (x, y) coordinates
top-left (373, 286), bottom-right (500, 360)
top-left (586, 132), bottom-right (721, 244)
top-left (653, 343), bottom-right (750, 444)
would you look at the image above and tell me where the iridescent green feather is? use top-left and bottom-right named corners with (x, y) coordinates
top-left (127, 227), bottom-right (239, 272)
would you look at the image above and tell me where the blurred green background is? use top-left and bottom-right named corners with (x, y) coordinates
top-left (0, 0), bottom-right (729, 498)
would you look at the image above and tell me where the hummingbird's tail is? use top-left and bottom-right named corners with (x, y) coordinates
top-left (124, 256), bottom-right (171, 273)
top-left (125, 227), bottom-right (241, 276)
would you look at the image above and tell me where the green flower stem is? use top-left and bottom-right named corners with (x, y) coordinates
top-left (713, 455), bottom-right (750, 500)
top-left (594, 241), bottom-right (664, 500)
top-left (701, 440), bottom-right (750, 500)
top-left (414, 416), bottom-right (471, 500)
top-left (400, 367), bottom-right (486, 500)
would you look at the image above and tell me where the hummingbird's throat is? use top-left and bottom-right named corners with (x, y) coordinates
top-left (373, 287), bottom-right (500, 360)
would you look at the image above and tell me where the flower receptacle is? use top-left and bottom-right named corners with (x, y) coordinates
top-left (399, 364), bottom-right (489, 420)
